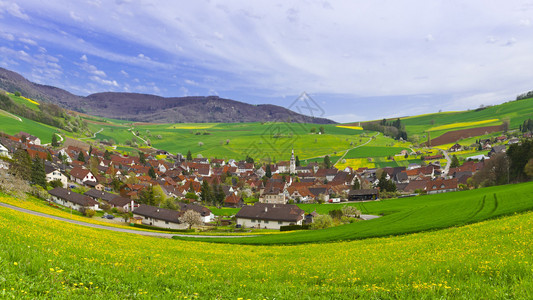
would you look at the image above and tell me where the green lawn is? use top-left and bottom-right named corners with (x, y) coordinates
top-left (179, 182), bottom-right (533, 244)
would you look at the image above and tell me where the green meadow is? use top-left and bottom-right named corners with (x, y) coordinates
top-left (0, 193), bottom-right (531, 299)
top-left (178, 182), bottom-right (533, 245)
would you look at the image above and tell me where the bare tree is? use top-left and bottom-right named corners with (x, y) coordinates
top-left (180, 210), bottom-right (203, 229)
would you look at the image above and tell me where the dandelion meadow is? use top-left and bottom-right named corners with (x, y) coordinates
top-left (1, 194), bottom-right (532, 299)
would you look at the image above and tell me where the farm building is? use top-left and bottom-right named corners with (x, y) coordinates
top-left (348, 189), bottom-right (379, 201)
top-left (235, 203), bottom-right (305, 230)
top-left (48, 187), bottom-right (99, 212)
top-left (132, 204), bottom-right (187, 230)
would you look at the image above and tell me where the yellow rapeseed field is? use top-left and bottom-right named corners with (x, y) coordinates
top-left (428, 119), bottom-right (499, 131)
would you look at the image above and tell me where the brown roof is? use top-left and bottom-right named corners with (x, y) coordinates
top-left (70, 166), bottom-right (92, 180)
top-left (426, 178), bottom-right (458, 192)
top-left (235, 203), bottom-right (304, 222)
top-left (48, 187), bottom-right (98, 207)
top-left (133, 204), bottom-right (181, 223)
top-left (84, 189), bottom-right (118, 202)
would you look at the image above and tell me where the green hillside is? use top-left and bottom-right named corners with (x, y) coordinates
top-left (1, 193), bottom-right (531, 298)
top-left (178, 182), bottom-right (533, 245)
top-left (401, 97), bottom-right (533, 138)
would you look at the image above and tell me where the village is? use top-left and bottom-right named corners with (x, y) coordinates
top-left (0, 130), bottom-right (518, 231)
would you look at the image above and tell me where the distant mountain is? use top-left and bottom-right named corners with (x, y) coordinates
top-left (0, 67), bottom-right (335, 124)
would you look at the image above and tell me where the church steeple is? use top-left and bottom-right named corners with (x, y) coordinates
top-left (289, 149), bottom-right (296, 174)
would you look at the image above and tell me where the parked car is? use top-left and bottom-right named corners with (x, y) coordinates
top-left (101, 214), bottom-right (115, 219)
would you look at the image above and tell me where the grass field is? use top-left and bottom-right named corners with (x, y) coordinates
top-left (178, 182), bottom-right (533, 245)
top-left (0, 194), bottom-right (531, 298)
top-left (401, 97), bottom-right (533, 138)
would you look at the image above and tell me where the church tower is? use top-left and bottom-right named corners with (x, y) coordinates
top-left (289, 149), bottom-right (296, 174)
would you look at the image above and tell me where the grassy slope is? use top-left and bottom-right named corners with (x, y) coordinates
top-left (0, 197), bottom-right (531, 298)
top-left (401, 97), bottom-right (533, 138)
top-left (179, 182), bottom-right (533, 245)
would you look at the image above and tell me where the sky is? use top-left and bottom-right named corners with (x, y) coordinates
top-left (1, 1), bottom-right (533, 123)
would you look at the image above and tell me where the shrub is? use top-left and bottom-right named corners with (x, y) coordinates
top-left (280, 224), bottom-right (310, 232)
top-left (311, 215), bottom-right (333, 230)
top-left (84, 209), bottom-right (95, 218)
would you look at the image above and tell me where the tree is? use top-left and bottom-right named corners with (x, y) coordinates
top-left (319, 126), bottom-right (325, 134)
top-left (139, 152), bottom-right (146, 164)
top-left (450, 155), bottom-right (460, 168)
top-left (148, 166), bottom-right (156, 179)
top-left (186, 150), bottom-right (192, 161)
top-left (472, 153), bottom-right (509, 187)
top-left (31, 158), bottom-right (46, 188)
top-left (311, 215), bottom-right (333, 229)
top-left (103, 149), bottom-right (111, 160)
top-left (88, 145), bottom-right (93, 158)
top-left (352, 178), bottom-right (360, 190)
top-left (140, 185), bottom-right (156, 205)
top-left (77, 151), bottom-right (85, 163)
top-left (152, 185), bottom-right (167, 206)
top-left (11, 149), bottom-right (32, 181)
top-left (524, 158), bottom-right (533, 178)
top-left (324, 155), bottom-right (331, 169)
top-left (377, 171), bottom-right (396, 193)
top-left (245, 155), bottom-right (254, 164)
top-left (341, 205), bottom-right (361, 218)
top-left (265, 164), bottom-right (272, 178)
top-left (200, 180), bottom-right (213, 204)
top-left (295, 156), bottom-right (300, 167)
top-left (310, 127), bottom-right (316, 133)
top-left (213, 184), bottom-right (225, 205)
top-left (180, 210), bottom-right (203, 229)
top-left (507, 140), bottom-right (533, 182)
top-left (51, 134), bottom-right (59, 147)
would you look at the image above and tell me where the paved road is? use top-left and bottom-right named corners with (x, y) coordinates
top-left (0, 203), bottom-right (250, 239)
top-left (440, 149), bottom-right (451, 176)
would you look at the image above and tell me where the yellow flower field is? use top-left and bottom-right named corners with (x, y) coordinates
top-left (0, 201), bottom-right (531, 298)
top-left (428, 119), bottom-right (499, 132)
top-left (336, 125), bottom-right (363, 130)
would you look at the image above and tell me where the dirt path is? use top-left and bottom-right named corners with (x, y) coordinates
top-left (333, 132), bottom-right (380, 167)
top-left (0, 202), bottom-right (252, 239)
top-left (80, 128), bottom-right (103, 140)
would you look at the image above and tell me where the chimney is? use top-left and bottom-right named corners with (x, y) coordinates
top-left (264, 207), bottom-right (268, 212)
top-left (156, 209), bottom-right (160, 212)
top-left (67, 191), bottom-right (70, 195)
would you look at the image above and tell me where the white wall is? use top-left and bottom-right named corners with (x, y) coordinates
top-left (236, 218), bottom-right (302, 230)
top-left (134, 214), bottom-right (188, 230)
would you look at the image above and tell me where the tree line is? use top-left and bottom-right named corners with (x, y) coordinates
top-left (362, 118), bottom-right (408, 140)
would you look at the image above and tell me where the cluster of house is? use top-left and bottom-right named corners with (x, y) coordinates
top-left (0, 131), bottom-right (517, 230)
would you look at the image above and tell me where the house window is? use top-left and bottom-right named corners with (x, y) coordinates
top-left (257, 220), bottom-right (261, 223)
top-left (264, 220), bottom-right (269, 224)
top-left (251, 219), bottom-right (255, 223)
top-left (165, 221), bottom-right (169, 224)
top-left (278, 221), bottom-right (283, 224)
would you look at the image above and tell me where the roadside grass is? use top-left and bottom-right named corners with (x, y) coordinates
top-left (178, 182), bottom-right (533, 245)
top-left (0, 201), bottom-right (531, 298)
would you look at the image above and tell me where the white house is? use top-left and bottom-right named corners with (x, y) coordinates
top-left (69, 166), bottom-right (96, 185)
top-left (235, 203), bottom-right (305, 230)
top-left (0, 143), bottom-right (11, 158)
top-left (45, 165), bottom-right (68, 188)
top-left (133, 204), bottom-right (188, 230)
top-left (48, 187), bottom-right (99, 212)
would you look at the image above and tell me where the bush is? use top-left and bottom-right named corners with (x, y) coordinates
top-left (311, 215), bottom-right (334, 230)
top-left (31, 185), bottom-right (49, 200)
top-left (84, 209), bottom-right (95, 218)
top-left (49, 179), bottom-right (63, 188)
top-left (280, 224), bottom-right (310, 232)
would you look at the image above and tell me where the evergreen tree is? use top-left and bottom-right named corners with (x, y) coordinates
top-left (31, 158), bottom-right (46, 188)
top-left (265, 164), bottom-right (272, 178)
top-left (324, 155), bottom-right (331, 169)
top-left (352, 178), bottom-right (360, 190)
top-left (88, 145), bottom-right (93, 158)
top-left (11, 149), bottom-right (32, 180)
top-left (186, 150), bottom-right (192, 161)
top-left (450, 155), bottom-right (460, 168)
top-left (104, 149), bottom-right (111, 160)
top-left (139, 152), bottom-right (146, 164)
top-left (245, 155), bottom-right (254, 164)
top-left (51, 134), bottom-right (59, 147)
top-left (140, 185), bottom-right (155, 205)
top-left (200, 180), bottom-right (212, 204)
top-left (215, 185), bottom-right (225, 204)
top-left (148, 166), bottom-right (156, 179)
top-left (77, 151), bottom-right (85, 163)
top-left (295, 156), bottom-right (300, 167)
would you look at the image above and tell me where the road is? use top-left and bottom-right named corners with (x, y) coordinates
top-left (80, 127), bottom-right (103, 140)
top-left (0, 202), bottom-right (251, 239)
top-left (439, 148), bottom-right (451, 177)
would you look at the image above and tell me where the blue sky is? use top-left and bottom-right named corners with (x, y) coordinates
top-left (1, 1), bottom-right (533, 122)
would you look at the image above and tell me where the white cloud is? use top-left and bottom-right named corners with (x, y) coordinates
top-left (90, 75), bottom-right (119, 87)
top-left (80, 54), bottom-right (88, 61)
top-left (78, 62), bottom-right (106, 77)
top-left (19, 37), bottom-right (37, 45)
top-left (69, 11), bottom-right (82, 21)
top-left (184, 79), bottom-right (198, 86)
top-left (0, 1), bottom-right (29, 20)
top-left (0, 31), bottom-right (14, 41)
top-left (120, 70), bottom-right (129, 77)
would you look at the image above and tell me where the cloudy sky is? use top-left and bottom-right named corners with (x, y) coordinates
top-left (1, 1), bottom-right (533, 122)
